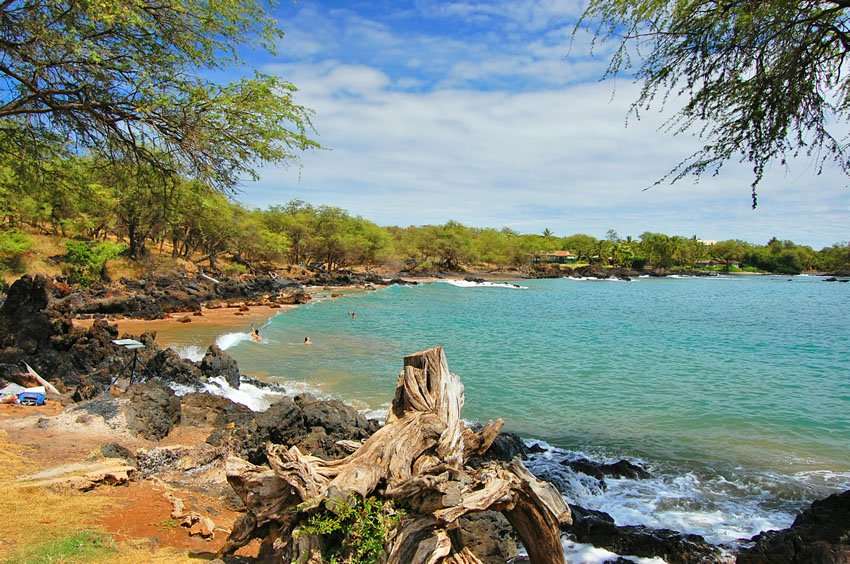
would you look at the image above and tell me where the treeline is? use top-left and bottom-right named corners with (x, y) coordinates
top-left (1, 156), bottom-right (848, 277)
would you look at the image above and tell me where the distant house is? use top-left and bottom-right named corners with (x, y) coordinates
top-left (694, 258), bottom-right (741, 269)
top-left (534, 250), bottom-right (578, 264)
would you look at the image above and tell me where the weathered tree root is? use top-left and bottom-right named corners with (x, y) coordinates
top-left (219, 346), bottom-right (571, 563)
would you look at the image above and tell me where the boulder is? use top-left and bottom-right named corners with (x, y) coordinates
top-left (457, 511), bottom-right (519, 563)
top-left (198, 345), bottom-right (240, 389)
top-left (563, 457), bottom-right (651, 488)
top-left (180, 392), bottom-right (253, 428)
top-left (466, 430), bottom-right (529, 467)
top-left (146, 348), bottom-right (205, 388)
top-left (214, 393), bottom-right (382, 464)
top-left (736, 490), bottom-right (850, 564)
top-left (124, 380), bottom-right (181, 440)
top-left (294, 393), bottom-right (378, 439)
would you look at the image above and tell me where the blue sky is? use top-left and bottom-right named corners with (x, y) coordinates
top-left (236, 0), bottom-right (848, 248)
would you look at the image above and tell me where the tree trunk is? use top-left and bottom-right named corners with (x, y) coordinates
top-left (219, 347), bottom-right (571, 563)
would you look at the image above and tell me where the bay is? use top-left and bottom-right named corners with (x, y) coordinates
top-left (167, 274), bottom-right (850, 545)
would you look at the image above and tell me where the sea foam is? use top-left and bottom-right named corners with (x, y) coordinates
top-left (216, 331), bottom-right (252, 350)
top-left (524, 441), bottom-right (798, 547)
top-left (439, 279), bottom-right (528, 289)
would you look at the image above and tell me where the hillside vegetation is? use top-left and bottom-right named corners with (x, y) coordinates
top-left (2, 156), bottom-right (849, 285)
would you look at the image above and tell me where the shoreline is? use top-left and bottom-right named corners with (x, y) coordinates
top-left (69, 273), bottom-right (528, 345)
top-left (2, 273), bottom-right (848, 563)
top-left (73, 304), bottom-right (295, 346)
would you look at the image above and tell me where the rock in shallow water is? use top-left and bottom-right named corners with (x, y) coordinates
top-left (198, 344), bottom-right (240, 389)
top-left (565, 505), bottom-right (723, 564)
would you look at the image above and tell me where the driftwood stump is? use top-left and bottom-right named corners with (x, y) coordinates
top-left (219, 346), bottom-right (571, 563)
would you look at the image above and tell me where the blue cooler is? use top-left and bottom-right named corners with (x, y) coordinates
top-left (18, 391), bottom-right (46, 406)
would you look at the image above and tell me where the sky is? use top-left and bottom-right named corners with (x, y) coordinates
top-left (235, 0), bottom-right (848, 249)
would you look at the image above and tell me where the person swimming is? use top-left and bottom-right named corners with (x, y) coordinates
top-left (304, 336), bottom-right (311, 345)
top-left (348, 311), bottom-right (356, 318)
top-left (251, 327), bottom-right (261, 342)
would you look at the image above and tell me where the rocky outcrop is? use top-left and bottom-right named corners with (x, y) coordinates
top-left (124, 380), bottom-right (181, 440)
top-left (180, 392), bottom-right (254, 429)
top-left (566, 505), bottom-right (723, 563)
top-left (563, 457), bottom-right (651, 489)
top-left (0, 275), bottom-right (262, 398)
top-left (209, 393), bottom-right (382, 464)
top-left (466, 429), bottom-right (529, 468)
top-left (198, 344), bottom-right (240, 388)
top-left (146, 348), bottom-right (205, 388)
top-left (736, 490), bottom-right (850, 563)
top-left (49, 271), bottom-right (409, 321)
top-left (457, 511), bottom-right (518, 563)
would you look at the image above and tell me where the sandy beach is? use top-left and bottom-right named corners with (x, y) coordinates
top-left (73, 304), bottom-right (294, 346)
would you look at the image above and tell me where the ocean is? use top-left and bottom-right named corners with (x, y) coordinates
top-left (166, 275), bottom-right (850, 560)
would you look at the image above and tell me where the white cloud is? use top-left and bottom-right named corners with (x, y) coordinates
top-left (241, 1), bottom-right (850, 248)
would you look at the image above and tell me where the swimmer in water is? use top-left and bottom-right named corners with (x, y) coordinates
top-left (251, 327), bottom-right (261, 342)
top-left (304, 336), bottom-right (311, 345)
top-left (349, 311), bottom-right (356, 318)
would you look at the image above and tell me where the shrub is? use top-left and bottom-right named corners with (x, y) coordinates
top-left (298, 495), bottom-right (404, 563)
top-left (65, 240), bottom-right (126, 286)
top-left (0, 229), bottom-right (31, 273)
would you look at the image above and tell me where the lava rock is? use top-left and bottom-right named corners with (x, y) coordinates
top-left (457, 511), bottom-right (518, 563)
top-left (124, 380), bottom-right (181, 440)
top-left (198, 345), bottom-right (241, 389)
top-left (566, 505), bottom-right (722, 563)
top-left (146, 348), bottom-right (205, 388)
top-left (563, 457), bottom-right (652, 483)
top-left (736, 490), bottom-right (850, 564)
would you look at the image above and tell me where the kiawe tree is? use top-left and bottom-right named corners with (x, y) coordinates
top-left (0, 0), bottom-right (318, 192)
top-left (579, 0), bottom-right (850, 207)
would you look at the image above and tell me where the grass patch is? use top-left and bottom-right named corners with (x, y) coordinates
top-left (0, 431), bottom-right (110, 559)
top-left (150, 518), bottom-right (180, 531)
top-left (3, 530), bottom-right (116, 564)
top-left (0, 431), bottom-right (198, 563)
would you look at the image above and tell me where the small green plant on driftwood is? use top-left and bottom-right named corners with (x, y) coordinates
top-left (297, 495), bottom-right (405, 563)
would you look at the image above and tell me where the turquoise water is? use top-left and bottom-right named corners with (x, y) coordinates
top-left (235, 277), bottom-right (849, 471)
top-left (169, 275), bottom-right (850, 545)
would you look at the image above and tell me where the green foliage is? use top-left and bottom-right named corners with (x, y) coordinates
top-left (65, 240), bottom-right (126, 286)
top-left (3, 529), bottom-right (116, 563)
top-left (298, 495), bottom-right (404, 563)
top-left (0, 0), bottom-right (318, 192)
top-left (0, 229), bottom-right (31, 272)
top-left (579, 0), bottom-right (850, 206)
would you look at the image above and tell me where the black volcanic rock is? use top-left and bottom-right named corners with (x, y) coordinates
top-left (566, 505), bottom-right (722, 563)
top-left (736, 490), bottom-right (850, 564)
top-left (199, 344), bottom-right (241, 389)
top-left (124, 380), bottom-right (181, 440)
top-left (563, 457), bottom-right (652, 483)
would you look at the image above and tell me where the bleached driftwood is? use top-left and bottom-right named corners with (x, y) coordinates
top-left (219, 346), bottom-right (571, 563)
top-left (17, 460), bottom-right (136, 492)
top-left (164, 492), bottom-right (217, 539)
